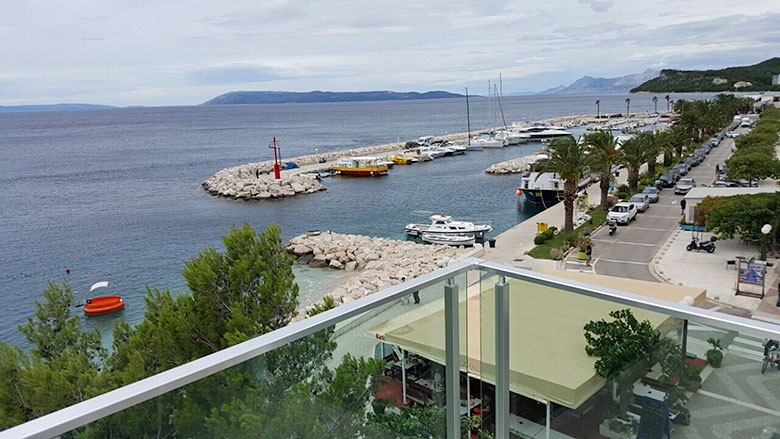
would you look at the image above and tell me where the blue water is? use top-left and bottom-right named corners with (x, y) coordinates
top-left (0, 92), bottom-right (715, 346)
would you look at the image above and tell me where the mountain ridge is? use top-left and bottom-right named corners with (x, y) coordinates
top-left (538, 69), bottom-right (659, 94)
top-left (631, 58), bottom-right (780, 92)
top-left (202, 90), bottom-right (464, 105)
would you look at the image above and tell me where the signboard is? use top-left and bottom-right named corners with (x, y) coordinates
top-left (736, 260), bottom-right (767, 298)
top-left (637, 397), bottom-right (670, 439)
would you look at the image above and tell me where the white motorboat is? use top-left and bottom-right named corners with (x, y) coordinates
top-left (418, 146), bottom-right (446, 158)
top-left (514, 125), bottom-right (572, 140)
top-left (472, 136), bottom-right (505, 148)
top-left (421, 232), bottom-right (475, 247)
top-left (405, 214), bottom-right (492, 239)
top-left (496, 130), bottom-right (524, 145)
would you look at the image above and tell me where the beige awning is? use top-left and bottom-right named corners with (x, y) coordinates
top-left (366, 270), bottom-right (706, 409)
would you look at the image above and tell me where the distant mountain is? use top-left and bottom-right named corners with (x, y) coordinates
top-left (0, 103), bottom-right (115, 113)
top-left (202, 90), bottom-right (464, 105)
top-left (539, 70), bottom-right (659, 94)
top-left (631, 58), bottom-right (780, 92)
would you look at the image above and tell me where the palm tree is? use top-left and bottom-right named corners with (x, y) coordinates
top-left (584, 131), bottom-right (622, 210)
top-left (641, 131), bottom-right (661, 178)
top-left (665, 95), bottom-right (670, 112)
top-left (535, 135), bottom-right (593, 233)
top-left (620, 135), bottom-right (651, 192)
top-left (625, 98), bottom-right (631, 116)
top-left (652, 96), bottom-right (658, 113)
top-left (595, 100), bottom-right (600, 119)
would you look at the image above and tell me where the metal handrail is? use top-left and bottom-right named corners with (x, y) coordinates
top-left (3, 257), bottom-right (780, 439)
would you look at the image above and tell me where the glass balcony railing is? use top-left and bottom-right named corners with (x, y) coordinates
top-left (3, 257), bottom-right (780, 439)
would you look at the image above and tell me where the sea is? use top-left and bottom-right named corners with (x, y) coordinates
top-left (0, 92), bottom-right (715, 347)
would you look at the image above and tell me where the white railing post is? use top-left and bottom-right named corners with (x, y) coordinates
top-left (495, 275), bottom-right (510, 439)
top-left (444, 277), bottom-right (460, 439)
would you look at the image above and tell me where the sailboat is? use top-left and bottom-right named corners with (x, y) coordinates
top-left (463, 88), bottom-right (482, 151)
top-left (474, 80), bottom-right (505, 148)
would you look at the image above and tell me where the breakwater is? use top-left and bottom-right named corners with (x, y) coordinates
top-left (201, 172), bottom-right (326, 199)
top-left (485, 153), bottom-right (541, 174)
top-left (287, 231), bottom-right (473, 312)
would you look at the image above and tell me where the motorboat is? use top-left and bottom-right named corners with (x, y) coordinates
top-left (421, 232), bottom-right (475, 247)
top-left (418, 146), bottom-right (446, 158)
top-left (496, 130), bottom-right (524, 145)
top-left (514, 125), bottom-right (572, 141)
top-left (83, 281), bottom-right (125, 316)
top-left (516, 172), bottom-right (592, 206)
top-left (405, 214), bottom-right (492, 239)
top-left (388, 155), bottom-right (418, 165)
top-left (331, 157), bottom-right (389, 176)
top-left (472, 136), bottom-right (505, 148)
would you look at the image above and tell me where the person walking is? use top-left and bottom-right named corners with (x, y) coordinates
top-left (680, 199), bottom-right (687, 216)
top-left (585, 241), bottom-right (593, 267)
top-left (715, 164), bottom-right (720, 178)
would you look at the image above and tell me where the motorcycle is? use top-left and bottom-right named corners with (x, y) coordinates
top-left (607, 219), bottom-right (617, 236)
top-left (686, 236), bottom-right (717, 253)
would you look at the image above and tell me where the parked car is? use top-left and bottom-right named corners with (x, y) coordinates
top-left (675, 178), bottom-right (696, 195)
top-left (607, 202), bottom-right (637, 225)
top-left (711, 181), bottom-right (739, 188)
top-left (658, 173), bottom-right (676, 188)
top-left (672, 164), bottom-right (689, 176)
top-left (735, 178), bottom-right (758, 187)
top-left (683, 157), bottom-right (698, 168)
top-left (726, 131), bottom-right (740, 138)
top-left (641, 186), bottom-right (660, 203)
top-left (628, 194), bottom-right (650, 212)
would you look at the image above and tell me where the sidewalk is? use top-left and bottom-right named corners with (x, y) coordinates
top-left (654, 228), bottom-right (780, 319)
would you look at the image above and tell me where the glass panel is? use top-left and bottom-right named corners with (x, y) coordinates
top-left (51, 275), bottom-right (469, 439)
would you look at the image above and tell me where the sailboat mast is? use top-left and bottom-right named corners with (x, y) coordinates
top-left (487, 80), bottom-right (491, 134)
top-left (495, 84), bottom-right (508, 131)
top-left (465, 87), bottom-right (471, 146)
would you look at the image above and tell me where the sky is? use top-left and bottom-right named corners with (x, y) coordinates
top-left (1, 0), bottom-right (778, 107)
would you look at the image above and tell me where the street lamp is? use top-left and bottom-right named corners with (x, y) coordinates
top-left (761, 224), bottom-right (772, 261)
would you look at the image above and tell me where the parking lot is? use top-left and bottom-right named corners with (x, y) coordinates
top-left (565, 129), bottom-right (740, 281)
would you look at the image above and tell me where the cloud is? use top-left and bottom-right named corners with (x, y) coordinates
top-left (579, 0), bottom-right (615, 12)
top-left (78, 37), bottom-right (105, 41)
top-left (188, 64), bottom-right (282, 85)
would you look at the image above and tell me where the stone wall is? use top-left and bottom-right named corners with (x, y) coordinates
top-left (485, 153), bottom-right (540, 174)
top-left (202, 173), bottom-right (326, 200)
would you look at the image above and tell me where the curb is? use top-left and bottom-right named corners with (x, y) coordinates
top-left (648, 225), bottom-right (680, 284)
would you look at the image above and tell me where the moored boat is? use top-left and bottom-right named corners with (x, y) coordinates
top-left (516, 171), bottom-right (592, 206)
top-left (388, 155), bottom-right (418, 165)
top-left (405, 214), bottom-right (492, 239)
top-left (421, 232), bottom-right (475, 247)
top-left (331, 157), bottom-right (389, 176)
top-left (83, 281), bottom-right (125, 316)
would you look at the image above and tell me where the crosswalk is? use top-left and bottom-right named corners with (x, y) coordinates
top-left (687, 322), bottom-right (766, 361)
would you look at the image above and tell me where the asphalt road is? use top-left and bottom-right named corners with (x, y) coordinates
top-left (566, 129), bottom-right (740, 281)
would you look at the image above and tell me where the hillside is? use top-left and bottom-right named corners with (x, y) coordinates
top-left (631, 58), bottom-right (780, 92)
top-left (202, 90), bottom-right (464, 105)
top-left (0, 103), bottom-right (115, 112)
top-left (540, 69), bottom-right (659, 94)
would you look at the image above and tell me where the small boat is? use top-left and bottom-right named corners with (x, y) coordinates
top-left (405, 214), bottom-right (492, 239)
top-left (517, 172), bottom-right (592, 206)
top-left (421, 232), bottom-right (475, 247)
top-left (472, 136), bottom-right (505, 148)
top-left (84, 281), bottom-right (125, 316)
top-left (331, 157), bottom-right (389, 176)
top-left (388, 155), bottom-right (418, 165)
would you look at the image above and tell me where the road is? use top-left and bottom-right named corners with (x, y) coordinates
top-left (566, 129), bottom-right (740, 281)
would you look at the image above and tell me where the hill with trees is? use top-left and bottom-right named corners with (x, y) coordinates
top-left (202, 90), bottom-right (464, 105)
top-left (631, 58), bottom-right (780, 93)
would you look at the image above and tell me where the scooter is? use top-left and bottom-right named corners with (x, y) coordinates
top-left (607, 219), bottom-right (617, 236)
top-left (686, 236), bottom-right (717, 253)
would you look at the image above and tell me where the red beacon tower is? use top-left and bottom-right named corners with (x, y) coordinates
top-left (269, 137), bottom-right (281, 179)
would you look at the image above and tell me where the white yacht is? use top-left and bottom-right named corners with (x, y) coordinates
top-left (496, 130), bottom-right (524, 145)
top-left (421, 232), bottom-right (475, 247)
top-left (472, 136), bottom-right (505, 148)
top-left (405, 214), bottom-right (492, 239)
top-left (514, 125), bottom-right (572, 141)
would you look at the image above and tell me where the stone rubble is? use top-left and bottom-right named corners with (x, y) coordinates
top-left (201, 172), bottom-right (326, 200)
top-left (286, 231), bottom-right (476, 315)
top-left (485, 153), bottom-right (540, 175)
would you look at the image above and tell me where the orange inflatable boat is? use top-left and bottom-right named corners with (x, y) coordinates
top-left (84, 295), bottom-right (124, 315)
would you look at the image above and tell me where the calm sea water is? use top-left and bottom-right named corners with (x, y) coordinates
top-left (0, 93), bottom-right (714, 346)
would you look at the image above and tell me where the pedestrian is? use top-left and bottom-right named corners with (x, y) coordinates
top-left (585, 241), bottom-right (593, 267)
top-left (715, 164), bottom-right (720, 177)
top-left (680, 199), bottom-right (686, 215)
top-left (413, 291), bottom-right (420, 304)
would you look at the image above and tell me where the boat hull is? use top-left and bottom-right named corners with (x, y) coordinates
top-left (519, 189), bottom-right (563, 205)
top-left (84, 295), bottom-right (125, 315)
top-left (332, 166), bottom-right (388, 176)
top-left (422, 233), bottom-right (475, 247)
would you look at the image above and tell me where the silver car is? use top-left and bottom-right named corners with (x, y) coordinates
top-left (675, 178), bottom-right (696, 195)
top-left (628, 194), bottom-right (650, 212)
top-left (641, 186), bottom-right (659, 203)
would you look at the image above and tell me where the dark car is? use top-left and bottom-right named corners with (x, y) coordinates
top-left (658, 173), bottom-right (676, 188)
top-left (736, 179), bottom-right (758, 187)
top-left (683, 157), bottom-right (698, 167)
top-left (672, 164), bottom-right (689, 176)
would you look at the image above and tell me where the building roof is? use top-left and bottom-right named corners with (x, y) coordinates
top-left (685, 186), bottom-right (779, 200)
top-left (366, 270), bottom-right (705, 409)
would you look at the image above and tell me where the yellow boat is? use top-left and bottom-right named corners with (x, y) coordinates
top-left (331, 157), bottom-right (389, 176)
top-left (388, 155), bottom-right (417, 165)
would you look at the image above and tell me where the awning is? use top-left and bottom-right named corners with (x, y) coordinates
top-left (366, 270), bottom-right (706, 409)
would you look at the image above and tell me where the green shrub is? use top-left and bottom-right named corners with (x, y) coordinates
top-left (533, 234), bottom-right (548, 245)
top-left (616, 184), bottom-right (629, 193)
top-left (706, 349), bottom-right (723, 368)
top-left (549, 247), bottom-right (566, 261)
top-left (616, 191), bottom-right (629, 200)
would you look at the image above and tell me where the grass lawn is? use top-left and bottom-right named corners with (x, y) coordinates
top-left (528, 209), bottom-right (608, 259)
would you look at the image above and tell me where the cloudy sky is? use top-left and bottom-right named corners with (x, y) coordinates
top-left (1, 1), bottom-right (778, 106)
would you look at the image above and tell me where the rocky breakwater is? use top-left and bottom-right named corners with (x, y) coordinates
top-left (485, 152), bottom-right (540, 175)
top-left (287, 231), bottom-right (474, 307)
top-left (202, 168), bottom-right (325, 200)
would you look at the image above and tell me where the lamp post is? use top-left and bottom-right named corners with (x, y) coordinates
top-left (761, 224), bottom-right (772, 262)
